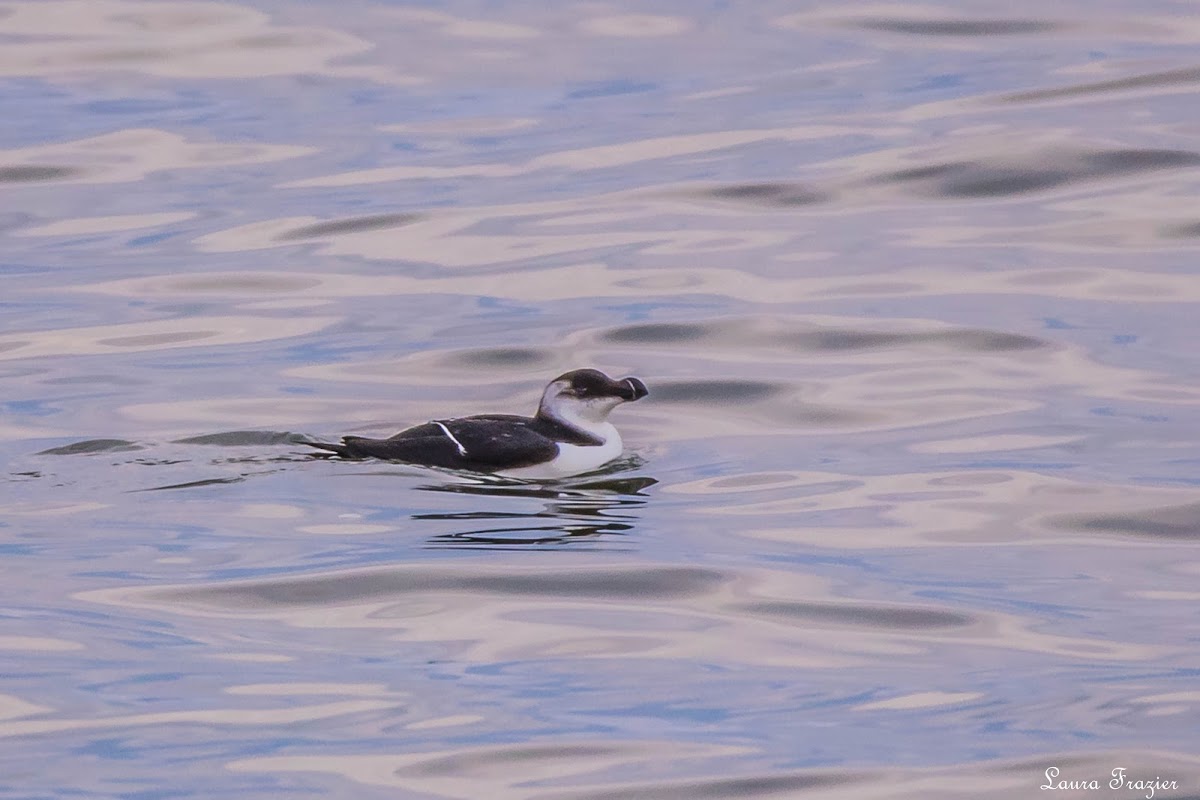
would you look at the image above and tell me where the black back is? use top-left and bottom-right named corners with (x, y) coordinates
top-left (330, 413), bottom-right (601, 471)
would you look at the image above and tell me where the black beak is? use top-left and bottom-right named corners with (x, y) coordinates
top-left (616, 376), bottom-right (649, 401)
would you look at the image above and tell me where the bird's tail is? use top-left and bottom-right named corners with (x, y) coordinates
top-left (304, 439), bottom-right (355, 458)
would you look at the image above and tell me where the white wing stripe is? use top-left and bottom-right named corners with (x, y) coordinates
top-left (434, 421), bottom-right (468, 456)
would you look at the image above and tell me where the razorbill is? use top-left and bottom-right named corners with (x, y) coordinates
top-left (307, 368), bottom-right (649, 478)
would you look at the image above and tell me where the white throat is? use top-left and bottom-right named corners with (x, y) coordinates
top-left (538, 381), bottom-right (627, 439)
top-left (497, 383), bottom-right (627, 479)
top-left (504, 399), bottom-right (623, 479)
top-left (539, 398), bottom-right (620, 442)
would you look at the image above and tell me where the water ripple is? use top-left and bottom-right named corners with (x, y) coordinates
top-left (871, 148), bottom-right (1200, 199)
top-left (276, 213), bottom-right (425, 241)
top-left (999, 65), bottom-right (1200, 103)
top-left (37, 439), bottom-right (145, 456)
top-left (846, 18), bottom-right (1067, 37)
top-left (0, 165), bottom-right (81, 183)
top-left (82, 562), bottom-right (1156, 665)
top-left (1049, 502), bottom-right (1200, 540)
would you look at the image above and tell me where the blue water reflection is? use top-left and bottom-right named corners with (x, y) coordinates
top-left (3, 0), bottom-right (1200, 797)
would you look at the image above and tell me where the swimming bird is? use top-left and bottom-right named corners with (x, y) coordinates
top-left (306, 368), bottom-right (649, 478)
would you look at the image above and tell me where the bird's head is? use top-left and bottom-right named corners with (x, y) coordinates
top-left (538, 368), bottom-right (649, 425)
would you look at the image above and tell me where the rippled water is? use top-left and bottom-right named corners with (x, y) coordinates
top-left (4, 1), bottom-right (1200, 797)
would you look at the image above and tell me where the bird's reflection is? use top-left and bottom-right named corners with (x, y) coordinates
top-left (415, 470), bottom-right (657, 549)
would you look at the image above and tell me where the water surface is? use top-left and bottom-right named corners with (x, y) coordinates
top-left (3, 1), bottom-right (1200, 797)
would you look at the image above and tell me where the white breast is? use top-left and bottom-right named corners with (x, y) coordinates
top-left (495, 424), bottom-right (623, 479)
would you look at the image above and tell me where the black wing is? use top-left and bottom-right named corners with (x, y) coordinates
top-left (320, 415), bottom-right (559, 472)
